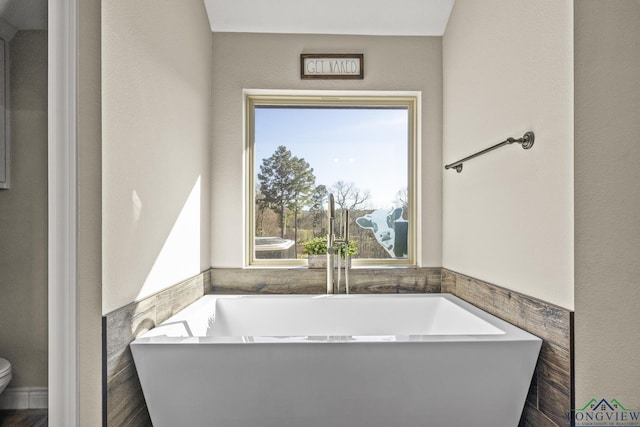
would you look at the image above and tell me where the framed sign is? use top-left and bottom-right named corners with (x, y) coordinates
top-left (300, 54), bottom-right (364, 80)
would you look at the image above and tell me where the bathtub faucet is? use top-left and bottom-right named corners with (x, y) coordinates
top-left (326, 193), bottom-right (350, 294)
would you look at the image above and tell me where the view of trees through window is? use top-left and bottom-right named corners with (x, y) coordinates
top-left (252, 104), bottom-right (411, 263)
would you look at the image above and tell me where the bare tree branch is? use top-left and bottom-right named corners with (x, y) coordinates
top-left (330, 180), bottom-right (371, 211)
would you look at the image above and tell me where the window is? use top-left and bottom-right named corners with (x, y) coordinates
top-left (246, 92), bottom-right (419, 267)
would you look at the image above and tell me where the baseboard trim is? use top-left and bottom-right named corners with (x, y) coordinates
top-left (0, 387), bottom-right (48, 409)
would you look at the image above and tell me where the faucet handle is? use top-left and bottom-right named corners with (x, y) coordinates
top-left (344, 210), bottom-right (349, 240)
top-left (328, 193), bottom-right (335, 219)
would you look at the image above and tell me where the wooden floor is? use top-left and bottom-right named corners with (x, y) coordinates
top-left (0, 410), bottom-right (48, 427)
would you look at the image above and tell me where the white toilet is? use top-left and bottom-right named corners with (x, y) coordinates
top-left (0, 358), bottom-right (11, 395)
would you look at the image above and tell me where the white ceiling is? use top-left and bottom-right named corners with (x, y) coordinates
top-left (204, 0), bottom-right (455, 36)
top-left (0, 0), bottom-right (47, 30)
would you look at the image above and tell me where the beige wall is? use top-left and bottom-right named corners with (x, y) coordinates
top-left (574, 0), bottom-right (640, 407)
top-left (102, 0), bottom-right (213, 313)
top-left (442, 0), bottom-right (574, 309)
top-left (211, 33), bottom-right (443, 268)
top-left (0, 31), bottom-right (48, 389)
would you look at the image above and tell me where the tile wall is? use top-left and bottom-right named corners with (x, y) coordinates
top-left (442, 269), bottom-right (574, 427)
top-left (208, 267), bottom-right (442, 294)
top-left (103, 272), bottom-right (209, 427)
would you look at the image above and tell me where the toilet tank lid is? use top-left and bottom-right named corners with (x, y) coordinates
top-left (0, 358), bottom-right (10, 375)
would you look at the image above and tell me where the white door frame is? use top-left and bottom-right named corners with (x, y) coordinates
top-left (48, 0), bottom-right (79, 425)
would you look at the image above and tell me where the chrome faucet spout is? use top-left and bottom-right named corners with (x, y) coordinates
top-left (326, 193), bottom-right (350, 295)
top-left (327, 194), bottom-right (335, 294)
top-left (344, 210), bottom-right (350, 294)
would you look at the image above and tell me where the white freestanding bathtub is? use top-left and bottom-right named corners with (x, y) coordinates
top-left (131, 294), bottom-right (541, 427)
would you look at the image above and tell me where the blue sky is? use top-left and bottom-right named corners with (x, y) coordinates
top-left (254, 107), bottom-right (408, 209)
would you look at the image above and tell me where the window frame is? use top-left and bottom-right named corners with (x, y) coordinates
top-left (244, 90), bottom-right (421, 268)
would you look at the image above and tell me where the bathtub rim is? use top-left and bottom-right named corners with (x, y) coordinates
top-left (130, 293), bottom-right (542, 345)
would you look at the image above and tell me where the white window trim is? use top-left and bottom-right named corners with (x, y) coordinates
top-left (244, 89), bottom-right (422, 268)
top-left (49, 0), bottom-right (79, 425)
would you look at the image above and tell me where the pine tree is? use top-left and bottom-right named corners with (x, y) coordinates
top-left (257, 145), bottom-right (316, 240)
